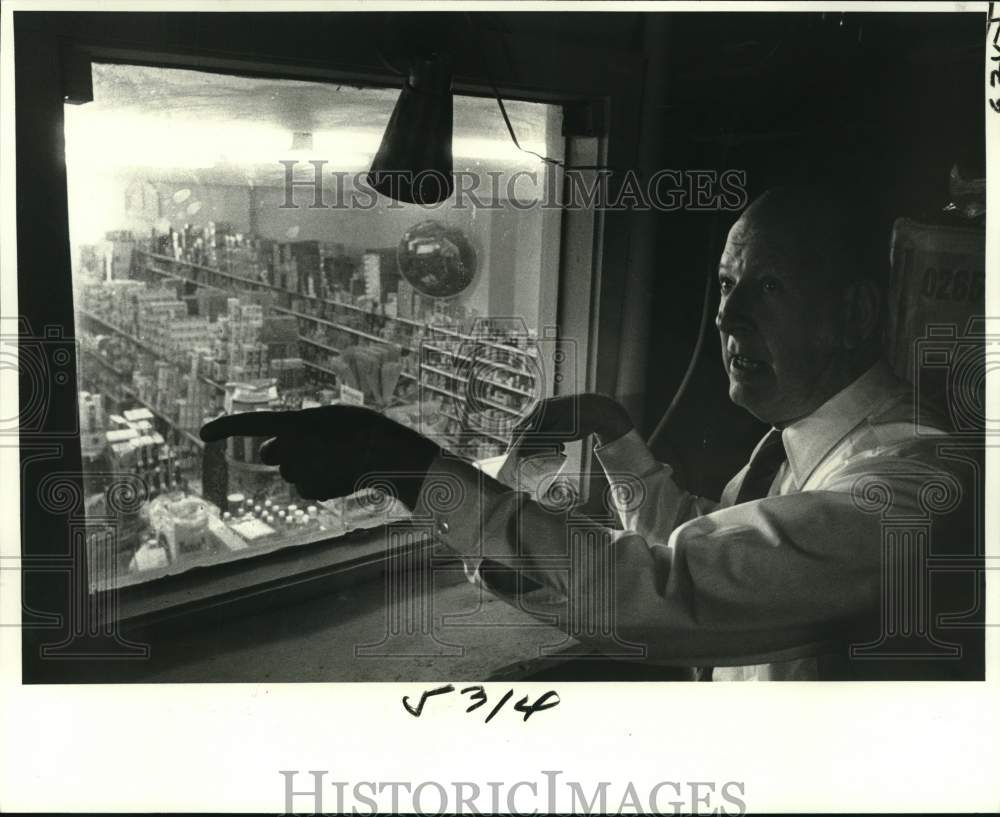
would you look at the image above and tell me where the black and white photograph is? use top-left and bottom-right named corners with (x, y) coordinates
top-left (1, 1), bottom-right (997, 813)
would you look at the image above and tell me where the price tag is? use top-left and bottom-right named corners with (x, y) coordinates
top-left (339, 384), bottom-right (365, 406)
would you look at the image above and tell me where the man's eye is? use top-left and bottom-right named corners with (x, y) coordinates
top-left (719, 278), bottom-right (734, 294)
top-left (761, 277), bottom-right (780, 294)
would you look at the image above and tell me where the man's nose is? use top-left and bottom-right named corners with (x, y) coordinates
top-left (716, 283), bottom-right (754, 335)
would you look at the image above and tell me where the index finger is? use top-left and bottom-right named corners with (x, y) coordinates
top-left (200, 410), bottom-right (299, 442)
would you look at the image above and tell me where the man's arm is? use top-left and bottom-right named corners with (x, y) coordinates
top-left (415, 441), bottom-right (962, 665)
top-left (507, 393), bottom-right (721, 537)
top-left (593, 429), bottom-right (721, 539)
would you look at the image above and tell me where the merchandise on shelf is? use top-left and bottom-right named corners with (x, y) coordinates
top-left (146, 493), bottom-right (213, 562)
top-left (91, 226), bottom-right (546, 467)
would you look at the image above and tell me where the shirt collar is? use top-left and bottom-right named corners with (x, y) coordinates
top-left (779, 360), bottom-right (904, 489)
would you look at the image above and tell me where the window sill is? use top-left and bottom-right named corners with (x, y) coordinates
top-left (102, 519), bottom-right (435, 632)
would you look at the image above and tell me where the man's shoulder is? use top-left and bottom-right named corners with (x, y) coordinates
top-left (860, 361), bottom-right (954, 443)
top-left (806, 367), bottom-right (965, 489)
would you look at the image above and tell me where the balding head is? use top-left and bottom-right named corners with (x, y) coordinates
top-left (734, 185), bottom-right (888, 292)
top-left (717, 185), bottom-right (887, 425)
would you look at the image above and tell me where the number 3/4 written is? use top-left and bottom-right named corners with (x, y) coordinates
top-left (402, 685), bottom-right (561, 723)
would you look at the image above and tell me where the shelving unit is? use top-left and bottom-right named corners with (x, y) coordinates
top-left (133, 247), bottom-right (544, 456)
top-left (436, 409), bottom-right (509, 446)
top-left (80, 347), bottom-right (206, 451)
top-left (271, 305), bottom-right (407, 349)
top-left (421, 342), bottom-right (535, 379)
top-left (302, 359), bottom-right (341, 379)
top-left (298, 335), bottom-right (343, 356)
top-left (78, 308), bottom-right (225, 393)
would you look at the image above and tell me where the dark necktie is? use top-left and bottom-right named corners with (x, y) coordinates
top-left (736, 428), bottom-right (788, 504)
top-left (695, 428), bottom-right (787, 682)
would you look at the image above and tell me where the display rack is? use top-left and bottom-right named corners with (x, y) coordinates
top-left (133, 248), bottom-right (542, 453)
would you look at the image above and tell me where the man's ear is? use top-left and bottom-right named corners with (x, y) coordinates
top-left (841, 280), bottom-right (881, 349)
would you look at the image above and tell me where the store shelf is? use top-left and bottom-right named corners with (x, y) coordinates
top-left (299, 335), bottom-right (343, 356)
top-left (118, 384), bottom-right (206, 451)
top-left (423, 323), bottom-right (536, 358)
top-left (420, 361), bottom-right (534, 399)
top-left (141, 264), bottom-right (190, 286)
top-left (437, 409), bottom-right (509, 446)
top-left (422, 343), bottom-right (535, 379)
top-left (485, 379), bottom-right (536, 399)
top-left (421, 381), bottom-right (463, 401)
top-left (422, 363), bottom-right (468, 383)
top-left (142, 250), bottom-right (418, 332)
top-left (138, 264), bottom-right (425, 392)
top-left (142, 250), bottom-right (284, 296)
top-left (303, 359), bottom-right (417, 388)
top-left (81, 345), bottom-right (130, 379)
top-left (273, 305), bottom-right (410, 349)
top-left (302, 359), bottom-right (340, 379)
top-left (135, 250), bottom-right (535, 424)
top-left (78, 309), bottom-right (225, 392)
top-left (474, 396), bottom-right (526, 418)
top-left (419, 380), bottom-right (525, 418)
top-left (138, 249), bottom-right (537, 359)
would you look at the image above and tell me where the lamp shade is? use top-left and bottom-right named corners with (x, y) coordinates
top-left (367, 54), bottom-right (454, 205)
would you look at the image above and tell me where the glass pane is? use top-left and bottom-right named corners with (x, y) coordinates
top-left (65, 63), bottom-right (564, 592)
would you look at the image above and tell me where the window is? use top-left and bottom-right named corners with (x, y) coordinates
top-left (66, 63), bottom-right (565, 592)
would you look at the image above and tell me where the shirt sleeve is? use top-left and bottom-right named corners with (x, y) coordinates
top-left (593, 429), bottom-right (721, 538)
top-left (414, 438), bottom-right (968, 665)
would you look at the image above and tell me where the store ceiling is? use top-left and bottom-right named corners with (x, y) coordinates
top-left (68, 63), bottom-right (555, 187)
top-left (93, 63), bottom-right (402, 134)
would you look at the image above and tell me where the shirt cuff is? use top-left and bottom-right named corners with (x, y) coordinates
top-left (412, 451), bottom-right (518, 560)
top-left (594, 428), bottom-right (660, 479)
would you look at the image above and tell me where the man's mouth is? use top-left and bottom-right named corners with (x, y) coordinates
top-left (730, 354), bottom-right (765, 372)
top-left (728, 352), bottom-right (769, 379)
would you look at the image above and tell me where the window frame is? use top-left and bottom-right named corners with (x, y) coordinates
top-left (15, 11), bottom-right (644, 681)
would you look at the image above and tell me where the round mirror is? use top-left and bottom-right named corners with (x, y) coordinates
top-left (397, 220), bottom-right (477, 298)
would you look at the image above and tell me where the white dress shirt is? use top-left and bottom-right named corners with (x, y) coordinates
top-left (415, 361), bottom-right (974, 680)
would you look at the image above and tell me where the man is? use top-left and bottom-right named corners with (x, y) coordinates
top-left (202, 186), bottom-right (979, 680)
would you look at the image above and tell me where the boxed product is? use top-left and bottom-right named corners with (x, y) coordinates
top-left (885, 217), bottom-right (985, 418)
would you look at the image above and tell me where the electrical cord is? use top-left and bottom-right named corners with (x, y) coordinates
top-left (454, 16), bottom-right (735, 450)
top-left (457, 13), bottom-right (732, 449)
top-left (645, 142), bottom-right (734, 451)
top-left (374, 46), bottom-right (407, 78)
top-left (463, 12), bottom-right (607, 172)
top-left (645, 253), bottom-right (715, 450)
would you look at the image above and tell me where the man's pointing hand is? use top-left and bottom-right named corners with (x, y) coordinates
top-left (201, 405), bottom-right (441, 508)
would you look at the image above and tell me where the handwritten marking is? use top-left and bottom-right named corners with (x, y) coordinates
top-left (402, 685), bottom-right (561, 723)
top-left (514, 690), bottom-right (561, 722)
top-left (460, 685), bottom-right (488, 713)
top-left (990, 3), bottom-right (1000, 112)
top-left (401, 683), bottom-right (454, 717)
top-left (484, 689), bottom-right (514, 724)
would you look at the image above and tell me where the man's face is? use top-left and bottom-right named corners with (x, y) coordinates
top-left (716, 209), bottom-right (850, 425)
